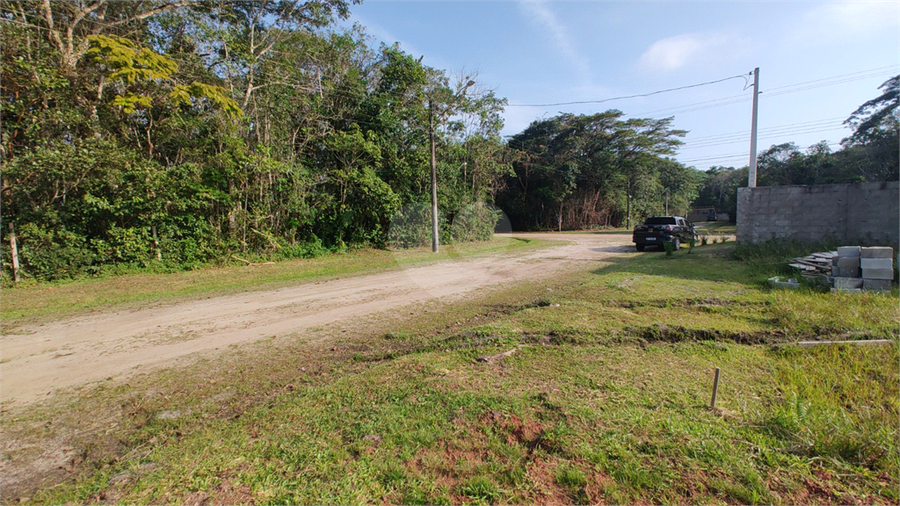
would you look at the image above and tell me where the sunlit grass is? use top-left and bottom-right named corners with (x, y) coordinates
top-left (8, 240), bottom-right (899, 505)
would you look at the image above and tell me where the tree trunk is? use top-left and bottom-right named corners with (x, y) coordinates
top-left (152, 224), bottom-right (162, 261)
top-left (626, 191), bottom-right (632, 230)
top-left (558, 202), bottom-right (563, 232)
top-left (9, 222), bottom-right (21, 283)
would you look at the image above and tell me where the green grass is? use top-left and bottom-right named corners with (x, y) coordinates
top-left (7, 241), bottom-right (899, 505)
top-left (0, 236), bottom-right (548, 330)
top-left (695, 221), bottom-right (737, 235)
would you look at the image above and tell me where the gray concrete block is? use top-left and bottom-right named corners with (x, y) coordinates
top-left (860, 258), bottom-right (893, 270)
top-left (769, 276), bottom-right (800, 289)
top-left (863, 279), bottom-right (893, 292)
top-left (861, 247), bottom-right (893, 258)
top-left (836, 257), bottom-right (859, 278)
top-left (834, 277), bottom-right (864, 289)
top-left (837, 257), bottom-right (859, 267)
top-left (837, 246), bottom-right (861, 257)
top-left (862, 268), bottom-right (894, 280)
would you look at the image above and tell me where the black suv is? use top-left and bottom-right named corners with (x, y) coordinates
top-left (632, 216), bottom-right (696, 251)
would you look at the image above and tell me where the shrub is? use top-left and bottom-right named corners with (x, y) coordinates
top-left (388, 203), bottom-right (433, 249)
top-left (450, 202), bottom-right (500, 243)
top-left (663, 240), bottom-right (675, 256)
top-left (16, 223), bottom-right (96, 281)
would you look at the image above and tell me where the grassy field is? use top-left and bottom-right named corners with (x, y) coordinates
top-left (5, 240), bottom-right (899, 505)
top-left (0, 236), bottom-right (547, 330)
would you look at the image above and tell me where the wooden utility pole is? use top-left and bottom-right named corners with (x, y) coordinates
top-left (748, 68), bottom-right (760, 187)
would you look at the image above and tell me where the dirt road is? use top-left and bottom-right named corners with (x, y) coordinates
top-left (1, 233), bottom-right (633, 407)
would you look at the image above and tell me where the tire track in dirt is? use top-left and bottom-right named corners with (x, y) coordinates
top-left (1, 233), bottom-right (633, 407)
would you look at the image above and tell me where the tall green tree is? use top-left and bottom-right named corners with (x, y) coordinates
top-left (694, 166), bottom-right (747, 220)
top-left (497, 112), bottom-right (687, 231)
top-left (845, 75), bottom-right (899, 144)
top-left (1, 3), bottom-right (512, 281)
top-left (840, 74), bottom-right (899, 182)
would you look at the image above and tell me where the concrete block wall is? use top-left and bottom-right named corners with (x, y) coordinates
top-left (736, 181), bottom-right (899, 246)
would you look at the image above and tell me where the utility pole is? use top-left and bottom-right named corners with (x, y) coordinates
top-left (429, 80), bottom-right (475, 253)
top-left (748, 67), bottom-right (760, 188)
top-left (429, 100), bottom-right (439, 253)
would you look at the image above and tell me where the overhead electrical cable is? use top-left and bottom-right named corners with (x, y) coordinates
top-left (686, 117), bottom-right (845, 142)
top-left (627, 69), bottom-right (893, 118)
top-left (761, 66), bottom-right (898, 94)
top-left (681, 126), bottom-right (847, 151)
top-left (681, 118), bottom-right (847, 150)
top-left (507, 66), bottom-right (897, 112)
top-left (680, 141), bottom-right (843, 165)
top-left (762, 73), bottom-right (899, 98)
top-left (505, 74), bottom-right (748, 107)
top-left (629, 69), bottom-right (897, 119)
top-left (629, 94), bottom-right (750, 117)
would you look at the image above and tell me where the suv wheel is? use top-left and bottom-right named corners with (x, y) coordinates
top-left (636, 244), bottom-right (645, 252)
top-left (672, 238), bottom-right (680, 250)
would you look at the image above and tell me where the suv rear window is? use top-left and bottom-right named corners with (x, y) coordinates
top-left (645, 217), bottom-right (676, 225)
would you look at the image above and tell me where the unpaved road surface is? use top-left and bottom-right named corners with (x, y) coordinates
top-left (1, 233), bottom-right (633, 407)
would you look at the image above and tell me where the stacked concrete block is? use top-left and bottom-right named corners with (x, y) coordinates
top-left (860, 247), bottom-right (894, 292)
top-left (833, 246), bottom-right (860, 278)
top-left (834, 277), bottom-right (864, 290)
top-left (831, 246), bottom-right (894, 293)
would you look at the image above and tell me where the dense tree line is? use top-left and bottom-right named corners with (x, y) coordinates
top-left (2, 1), bottom-right (895, 282)
top-left (1, 0), bottom-right (509, 281)
top-left (495, 111), bottom-right (700, 231)
top-left (693, 75), bottom-right (899, 219)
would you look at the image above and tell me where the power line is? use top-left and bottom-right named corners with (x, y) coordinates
top-left (686, 117), bottom-right (845, 143)
top-left (762, 70), bottom-right (899, 98)
top-left (621, 66), bottom-right (898, 119)
top-left (681, 118), bottom-right (848, 150)
top-left (680, 126), bottom-right (848, 152)
top-left (508, 66), bottom-right (898, 116)
top-left (629, 94), bottom-right (750, 118)
top-left (761, 66), bottom-right (899, 94)
top-left (505, 74), bottom-right (748, 107)
top-left (679, 141), bottom-right (843, 166)
top-left (679, 153), bottom-right (747, 164)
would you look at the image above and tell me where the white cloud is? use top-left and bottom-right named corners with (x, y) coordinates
top-left (638, 33), bottom-right (728, 72)
top-left (798, 0), bottom-right (899, 41)
top-left (518, 0), bottom-right (592, 84)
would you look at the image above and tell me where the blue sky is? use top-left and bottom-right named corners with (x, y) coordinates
top-left (341, 0), bottom-right (900, 171)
